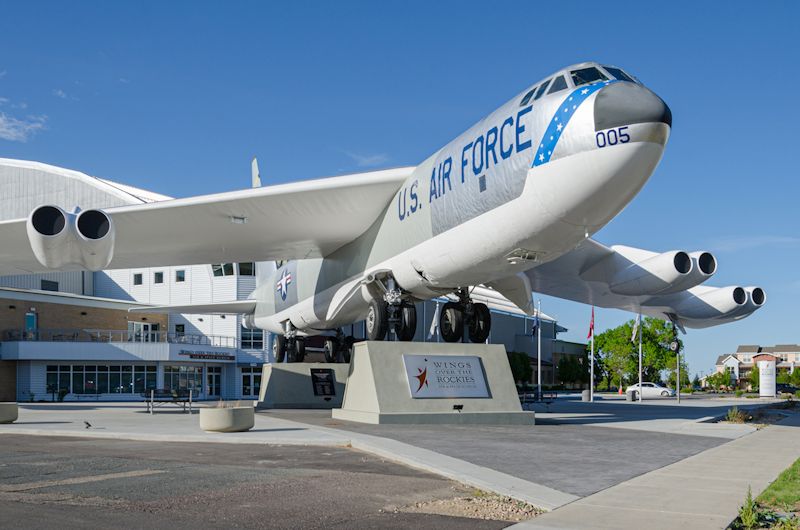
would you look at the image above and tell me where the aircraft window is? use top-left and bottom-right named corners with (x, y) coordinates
top-left (570, 67), bottom-right (608, 87)
top-left (548, 75), bottom-right (568, 94)
top-left (603, 66), bottom-right (635, 83)
top-left (520, 87), bottom-right (537, 106)
top-left (533, 79), bottom-right (551, 100)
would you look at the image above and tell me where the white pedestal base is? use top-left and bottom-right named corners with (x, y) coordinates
top-left (332, 342), bottom-right (534, 425)
top-left (258, 363), bottom-right (350, 409)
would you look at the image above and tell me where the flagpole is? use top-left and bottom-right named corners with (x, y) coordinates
top-left (638, 312), bottom-right (643, 403)
top-left (590, 307), bottom-right (595, 403)
top-left (537, 299), bottom-right (542, 402)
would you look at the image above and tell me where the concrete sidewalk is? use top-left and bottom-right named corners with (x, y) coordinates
top-left (512, 411), bottom-right (800, 530)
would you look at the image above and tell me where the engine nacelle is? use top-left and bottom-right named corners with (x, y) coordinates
top-left (608, 250), bottom-right (692, 296)
top-left (26, 205), bottom-right (115, 271)
top-left (657, 251), bottom-right (717, 294)
top-left (673, 286), bottom-right (747, 320)
top-left (719, 286), bottom-right (766, 320)
top-left (75, 209), bottom-right (115, 270)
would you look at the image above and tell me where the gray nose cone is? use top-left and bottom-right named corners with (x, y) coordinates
top-left (594, 82), bottom-right (672, 131)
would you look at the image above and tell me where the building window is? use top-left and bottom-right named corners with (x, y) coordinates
top-left (175, 270), bottom-right (185, 282)
top-left (164, 365), bottom-right (202, 394)
top-left (175, 324), bottom-right (185, 335)
top-left (212, 263), bottom-right (235, 277)
top-left (154, 271), bottom-right (164, 284)
top-left (46, 364), bottom-right (155, 396)
top-left (241, 367), bottom-right (262, 397)
top-left (133, 273), bottom-right (143, 285)
top-left (238, 263), bottom-right (255, 276)
top-left (40, 279), bottom-right (58, 292)
top-left (241, 326), bottom-right (263, 350)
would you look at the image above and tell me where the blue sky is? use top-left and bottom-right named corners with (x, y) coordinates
top-left (1, 1), bottom-right (798, 376)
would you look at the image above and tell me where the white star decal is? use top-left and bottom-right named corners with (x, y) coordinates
top-left (554, 116), bottom-right (559, 121)
top-left (540, 143), bottom-right (544, 148)
top-left (556, 123), bottom-right (563, 131)
top-left (538, 153), bottom-right (544, 162)
top-left (550, 136), bottom-right (553, 140)
top-left (572, 105), bottom-right (576, 110)
top-left (547, 150), bottom-right (551, 155)
top-left (563, 108), bottom-right (568, 112)
top-left (581, 88), bottom-right (589, 95)
top-left (569, 97), bottom-right (573, 101)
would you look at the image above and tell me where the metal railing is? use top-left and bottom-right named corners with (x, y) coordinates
top-left (1, 328), bottom-right (239, 348)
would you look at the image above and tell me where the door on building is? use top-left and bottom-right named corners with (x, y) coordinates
top-left (207, 366), bottom-right (221, 397)
top-left (129, 322), bottom-right (160, 342)
top-left (241, 367), bottom-right (262, 398)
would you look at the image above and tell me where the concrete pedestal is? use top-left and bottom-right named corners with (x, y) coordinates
top-left (199, 406), bottom-right (255, 432)
top-left (0, 402), bottom-right (18, 424)
top-left (257, 363), bottom-right (349, 409)
top-left (332, 341), bottom-right (534, 425)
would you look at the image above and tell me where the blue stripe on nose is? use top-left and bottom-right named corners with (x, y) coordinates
top-left (532, 80), bottom-right (616, 168)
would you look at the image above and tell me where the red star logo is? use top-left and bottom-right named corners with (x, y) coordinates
top-left (414, 367), bottom-right (428, 393)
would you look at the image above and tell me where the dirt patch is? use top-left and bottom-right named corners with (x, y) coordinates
top-left (397, 488), bottom-right (543, 522)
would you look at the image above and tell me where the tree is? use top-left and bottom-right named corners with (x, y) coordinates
top-left (557, 353), bottom-right (589, 387)
top-left (507, 351), bottom-right (533, 385)
top-left (707, 371), bottom-right (729, 391)
top-left (750, 365), bottom-right (760, 390)
top-left (594, 317), bottom-right (682, 388)
top-left (692, 374), bottom-right (701, 388)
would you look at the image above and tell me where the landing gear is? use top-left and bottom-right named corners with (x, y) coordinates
top-left (365, 275), bottom-right (418, 341)
top-left (273, 323), bottom-right (305, 362)
top-left (438, 289), bottom-right (491, 343)
top-left (324, 333), bottom-right (356, 363)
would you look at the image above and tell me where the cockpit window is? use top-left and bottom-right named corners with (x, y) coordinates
top-left (520, 87), bottom-right (537, 106)
top-left (570, 67), bottom-right (608, 87)
top-left (548, 75), bottom-right (568, 94)
top-left (603, 66), bottom-right (635, 83)
top-left (533, 79), bottom-right (551, 100)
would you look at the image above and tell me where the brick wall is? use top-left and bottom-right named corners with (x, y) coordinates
top-left (0, 297), bottom-right (167, 338)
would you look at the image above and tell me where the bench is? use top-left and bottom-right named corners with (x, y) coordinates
top-left (519, 391), bottom-right (557, 411)
top-left (141, 389), bottom-right (195, 414)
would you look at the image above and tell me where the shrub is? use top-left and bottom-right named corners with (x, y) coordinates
top-left (681, 386), bottom-right (693, 394)
top-left (739, 486), bottom-right (758, 529)
top-left (796, 390), bottom-right (800, 399)
top-left (735, 390), bottom-right (744, 398)
top-left (726, 406), bottom-right (748, 423)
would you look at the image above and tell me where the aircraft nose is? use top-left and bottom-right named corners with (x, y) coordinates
top-left (594, 82), bottom-right (672, 131)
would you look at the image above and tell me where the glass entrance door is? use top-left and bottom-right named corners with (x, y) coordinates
top-left (207, 366), bottom-right (221, 397)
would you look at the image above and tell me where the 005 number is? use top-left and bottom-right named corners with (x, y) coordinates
top-left (596, 126), bottom-right (630, 148)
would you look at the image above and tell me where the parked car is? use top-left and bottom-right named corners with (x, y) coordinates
top-left (626, 382), bottom-right (675, 398)
top-left (776, 383), bottom-right (799, 394)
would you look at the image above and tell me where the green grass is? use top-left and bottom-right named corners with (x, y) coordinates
top-left (758, 457), bottom-right (800, 511)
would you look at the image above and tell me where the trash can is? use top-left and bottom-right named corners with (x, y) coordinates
top-left (626, 390), bottom-right (638, 402)
top-left (581, 390), bottom-right (590, 402)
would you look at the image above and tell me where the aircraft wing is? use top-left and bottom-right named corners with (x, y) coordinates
top-left (0, 166), bottom-right (414, 275)
top-left (522, 238), bottom-right (765, 329)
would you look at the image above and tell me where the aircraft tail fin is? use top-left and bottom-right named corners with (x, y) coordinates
top-left (251, 157), bottom-right (262, 188)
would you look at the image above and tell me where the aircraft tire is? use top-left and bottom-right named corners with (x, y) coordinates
top-left (394, 303), bottom-right (417, 341)
top-left (273, 334), bottom-right (287, 363)
top-left (293, 338), bottom-right (306, 362)
top-left (366, 299), bottom-right (389, 341)
top-left (440, 302), bottom-right (463, 343)
top-left (342, 336), bottom-right (354, 363)
top-left (468, 302), bottom-right (491, 343)
top-left (323, 338), bottom-right (337, 363)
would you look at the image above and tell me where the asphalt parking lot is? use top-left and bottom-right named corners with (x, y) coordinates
top-left (0, 435), bottom-right (509, 530)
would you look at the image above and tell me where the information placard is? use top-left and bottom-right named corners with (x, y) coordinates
top-left (402, 354), bottom-right (490, 398)
top-left (310, 368), bottom-right (336, 397)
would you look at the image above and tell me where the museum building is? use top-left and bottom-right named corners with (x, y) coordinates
top-left (0, 158), bottom-right (581, 402)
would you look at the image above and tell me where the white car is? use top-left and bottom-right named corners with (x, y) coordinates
top-left (626, 382), bottom-right (675, 398)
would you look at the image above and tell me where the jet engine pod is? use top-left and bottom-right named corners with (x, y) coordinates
top-left (75, 209), bottom-right (115, 270)
top-left (720, 286), bottom-right (767, 320)
top-left (608, 250), bottom-right (692, 296)
top-left (674, 286), bottom-right (747, 320)
top-left (657, 250), bottom-right (717, 294)
top-left (26, 205), bottom-right (77, 269)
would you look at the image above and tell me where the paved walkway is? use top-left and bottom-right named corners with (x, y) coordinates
top-left (512, 411), bottom-right (800, 529)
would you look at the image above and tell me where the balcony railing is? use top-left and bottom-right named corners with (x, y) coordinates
top-left (1, 329), bottom-right (239, 349)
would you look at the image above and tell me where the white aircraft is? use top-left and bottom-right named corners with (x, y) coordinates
top-left (0, 62), bottom-right (765, 362)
